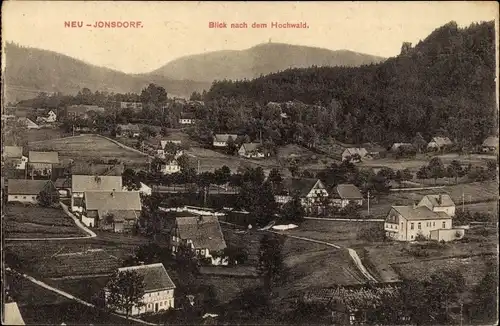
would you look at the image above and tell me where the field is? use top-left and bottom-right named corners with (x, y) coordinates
top-left (25, 127), bottom-right (68, 143)
top-left (4, 204), bottom-right (86, 238)
top-left (28, 134), bottom-right (148, 165)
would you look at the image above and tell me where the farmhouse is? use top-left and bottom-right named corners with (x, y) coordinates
top-left (427, 136), bottom-right (453, 150)
top-left (67, 105), bottom-right (105, 119)
top-left (28, 151), bottom-right (59, 177)
top-left (106, 263), bottom-right (176, 315)
top-left (179, 112), bottom-right (195, 125)
top-left (3, 146), bottom-right (28, 170)
top-left (384, 205), bottom-right (464, 242)
top-left (331, 184), bottom-right (364, 208)
top-left (160, 159), bottom-right (181, 174)
top-left (275, 178), bottom-right (329, 214)
top-left (36, 110), bottom-right (57, 123)
top-left (390, 143), bottom-right (413, 152)
top-left (3, 302), bottom-right (26, 325)
top-left (7, 179), bottom-right (57, 204)
top-left (171, 216), bottom-right (228, 265)
top-left (71, 175), bottom-right (123, 212)
top-left (482, 136), bottom-right (499, 152)
top-left (213, 134), bottom-right (238, 148)
top-left (117, 123), bottom-right (141, 138)
top-left (83, 190), bottom-right (141, 231)
top-left (417, 194), bottom-right (456, 217)
top-left (120, 101), bottom-right (143, 111)
top-left (238, 143), bottom-right (265, 159)
top-left (18, 117), bottom-right (40, 129)
top-left (341, 148), bottom-right (368, 162)
top-left (157, 140), bottom-right (183, 159)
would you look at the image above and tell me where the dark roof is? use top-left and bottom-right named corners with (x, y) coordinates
top-left (118, 123), bottom-right (140, 132)
top-left (391, 205), bottom-right (452, 221)
top-left (280, 178), bottom-right (323, 197)
top-left (175, 216), bottom-right (227, 251)
top-left (84, 191), bottom-right (141, 211)
top-left (54, 178), bottom-right (71, 188)
top-left (118, 263), bottom-right (176, 292)
top-left (28, 151), bottom-right (59, 164)
top-left (72, 175), bottom-right (122, 192)
top-left (71, 163), bottom-right (124, 176)
top-left (334, 184), bottom-right (363, 200)
top-left (213, 134), bottom-right (238, 143)
top-left (8, 179), bottom-right (54, 195)
top-left (3, 146), bottom-right (23, 158)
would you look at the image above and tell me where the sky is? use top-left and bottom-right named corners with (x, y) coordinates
top-left (2, 1), bottom-right (498, 74)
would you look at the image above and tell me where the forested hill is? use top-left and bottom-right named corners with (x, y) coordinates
top-left (204, 21), bottom-right (497, 145)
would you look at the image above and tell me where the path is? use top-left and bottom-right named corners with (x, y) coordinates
top-left (304, 216), bottom-right (384, 222)
top-left (5, 202), bottom-right (96, 241)
top-left (96, 134), bottom-right (154, 159)
top-left (6, 268), bottom-right (156, 325)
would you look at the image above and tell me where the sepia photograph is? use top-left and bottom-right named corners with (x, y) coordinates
top-left (1, 1), bottom-right (499, 325)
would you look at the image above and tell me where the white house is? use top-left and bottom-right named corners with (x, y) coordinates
top-left (71, 175), bottom-right (123, 212)
top-left (331, 184), bottom-right (364, 208)
top-left (417, 194), bottom-right (456, 217)
top-left (341, 148), bottom-right (368, 162)
top-left (238, 143), bottom-right (265, 159)
top-left (275, 178), bottom-right (329, 215)
top-left (171, 216), bottom-right (228, 265)
top-left (390, 143), bottom-right (413, 152)
top-left (179, 112), bottom-right (195, 125)
top-left (18, 117), bottom-right (40, 129)
top-left (213, 134), bottom-right (238, 148)
top-left (7, 179), bottom-right (57, 204)
top-left (427, 137), bottom-right (453, 150)
top-left (160, 160), bottom-right (181, 175)
top-left (3, 146), bottom-right (28, 170)
top-left (36, 110), bottom-right (57, 123)
top-left (384, 205), bottom-right (464, 242)
top-left (106, 263), bottom-right (176, 316)
top-left (123, 182), bottom-right (152, 196)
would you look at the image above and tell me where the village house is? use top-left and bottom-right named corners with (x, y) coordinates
top-left (67, 105), bottom-right (105, 119)
top-left (18, 117), bottom-right (40, 129)
top-left (171, 216), bottom-right (228, 265)
top-left (7, 179), bottom-right (57, 204)
top-left (3, 146), bottom-right (28, 170)
top-left (213, 134), bottom-right (238, 148)
top-left (36, 110), bottom-right (57, 123)
top-left (179, 112), bottom-right (195, 125)
top-left (481, 136), bottom-right (499, 153)
top-left (417, 194), bottom-right (456, 217)
top-left (390, 143), bottom-right (413, 152)
top-left (106, 263), bottom-right (176, 315)
top-left (123, 182), bottom-right (152, 196)
top-left (275, 178), bottom-right (329, 214)
top-left (82, 190), bottom-right (141, 231)
top-left (117, 123), bottom-right (141, 138)
top-left (384, 204), bottom-right (464, 242)
top-left (331, 184), bottom-right (364, 208)
top-left (427, 136), bottom-right (453, 150)
top-left (341, 148), bottom-right (368, 162)
top-left (54, 177), bottom-right (72, 198)
top-left (238, 143), bottom-right (265, 159)
top-left (71, 175), bottom-right (123, 212)
top-left (120, 101), bottom-right (143, 111)
top-left (28, 151), bottom-right (59, 177)
top-left (156, 140), bottom-right (183, 159)
top-left (159, 159), bottom-right (181, 175)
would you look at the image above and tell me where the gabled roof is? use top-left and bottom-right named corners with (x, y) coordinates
top-left (421, 194), bottom-right (455, 207)
top-left (160, 140), bottom-right (182, 149)
top-left (343, 147), bottom-right (368, 157)
top-left (482, 136), bottom-right (499, 147)
top-left (98, 209), bottom-right (139, 222)
top-left (391, 143), bottom-right (413, 149)
top-left (8, 179), bottom-right (54, 195)
top-left (3, 302), bottom-right (25, 325)
top-left (280, 178), bottom-right (324, 197)
top-left (213, 134), bottom-right (238, 143)
top-left (18, 118), bottom-right (39, 128)
top-left (391, 205), bottom-right (452, 221)
top-left (180, 112), bottom-right (195, 119)
top-left (430, 137), bottom-right (453, 146)
top-left (117, 123), bottom-right (141, 132)
top-left (72, 175), bottom-right (123, 193)
top-left (70, 163), bottom-right (124, 176)
top-left (3, 146), bottom-right (23, 158)
top-left (118, 263), bottom-right (176, 292)
top-left (175, 216), bottom-right (227, 251)
top-left (28, 151), bottom-right (59, 164)
top-left (84, 191), bottom-right (141, 211)
top-left (334, 184), bottom-right (363, 200)
top-left (240, 143), bottom-right (263, 153)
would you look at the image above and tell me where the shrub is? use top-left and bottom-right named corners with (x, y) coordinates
top-left (357, 226), bottom-right (386, 242)
top-left (414, 233), bottom-right (427, 241)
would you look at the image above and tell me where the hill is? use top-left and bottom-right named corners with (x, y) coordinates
top-left (2, 43), bottom-right (211, 103)
top-left (148, 42), bottom-right (386, 82)
top-left (201, 21), bottom-right (496, 146)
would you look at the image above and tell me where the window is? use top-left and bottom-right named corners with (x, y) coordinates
top-left (418, 222), bottom-right (421, 230)
top-left (14, 196), bottom-right (18, 199)
top-left (160, 302), bottom-right (163, 306)
top-left (411, 235), bottom-right (414, 239)
top-left (196, 249), bottom-right (199, 254)
top-left (401, 223), bottom-right (403, 229)
top-left (442, 221), bottom-right (446, 228)
top-left (410, 223), bottom-right (414, 230)
top-left (201, 249), bottom-right (205, 255)
top-left (148, 304), bottom-right (151, 308)
top-left (433, 222), bottom-right (435, 227)
top-left (23, 196), bottom-right (26, 199)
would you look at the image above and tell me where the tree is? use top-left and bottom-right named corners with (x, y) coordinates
top-left (223, 246), bottom-right (248, 265)
top-left (122, 168), bottom-right (141, 191)
top-left (395, 168), bottom-right (413, 185)
top-left (37, 189), bottom-right (59, 207)
top-left (268, 168), bottom-right (283, 190)
top-left (446, 160), bottom-right (464, 184)
top-left (214, 165), bottom-right (231, 185)
top-left (140, 83), bottom-right (167, 105)
top-left (281, 193), bottom-right (305, 223)
top-left (258, 234), bottom-right (285, 291)
top-left (377, 167), bottom-right (396, 180)
top-left (288, 159), bottom-right (299, 177)
top-left (428, 157), bottom-right (445, 184)
top-left (226, 136), bottom-right (237, 155)
top-left (413, 132), bottom-right (427, 153)
top-left (105, 270), bottom-right (145, 318)
top-left (160, 126), bottom-right (170, 137)
top-left (470, 261), bottom-right (498, 323)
